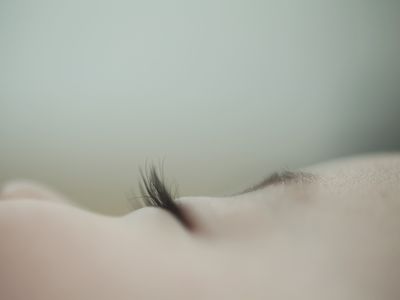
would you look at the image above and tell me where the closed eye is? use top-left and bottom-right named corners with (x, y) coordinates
top-left (136, 165), bottom-right (315, 230)
top-left (138, 165), bottom-right (195, 231)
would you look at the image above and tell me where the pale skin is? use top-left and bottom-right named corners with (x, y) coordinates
top-left (0, 153), bottom-right (400, 300)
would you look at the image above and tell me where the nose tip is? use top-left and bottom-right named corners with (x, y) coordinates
top-left (0, 180), bottom-right (67, 203)
top-left (1, 180), bottom-right (47, 199)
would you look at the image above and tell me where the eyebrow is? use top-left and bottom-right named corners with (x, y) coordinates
top-left (238, 170), bottom-right (316, 195)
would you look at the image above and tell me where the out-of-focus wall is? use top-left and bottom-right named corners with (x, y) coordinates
top-left (1, 0), bottom-right (399, 214)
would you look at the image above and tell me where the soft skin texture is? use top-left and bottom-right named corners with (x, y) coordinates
top-left (0, 153), bottom-right (400, 300)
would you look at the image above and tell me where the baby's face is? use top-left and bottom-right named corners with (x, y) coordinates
top-left (1, 153), bottom-right (400, 300)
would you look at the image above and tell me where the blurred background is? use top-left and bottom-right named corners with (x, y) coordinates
top-left (1, 0), bottom-right (399, 214)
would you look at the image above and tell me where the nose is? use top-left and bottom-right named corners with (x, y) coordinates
top-left (0, 180), bottom-right (70, 204)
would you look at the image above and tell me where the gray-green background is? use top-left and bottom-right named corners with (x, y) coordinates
top-left (1, 0), bottom-right (399, 214)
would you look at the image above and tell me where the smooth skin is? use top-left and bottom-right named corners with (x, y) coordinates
top-left (0, 153), bottom-right (400, 300)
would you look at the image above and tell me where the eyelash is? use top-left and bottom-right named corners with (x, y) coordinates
top-left (138, 164), bottom-right (194, 230)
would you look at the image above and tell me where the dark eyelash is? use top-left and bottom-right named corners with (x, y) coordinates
top-left (138, 164), bottom-right (193, 230)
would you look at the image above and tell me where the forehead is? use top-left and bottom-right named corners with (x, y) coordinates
top-left (292, 154), bottom-right (400, 218)
top-left (180, 154), bottom-right (400, 233)
top-left (228, 154), bottom-right (400, 223)
top-left (306, 153), bottom-right (400, 188)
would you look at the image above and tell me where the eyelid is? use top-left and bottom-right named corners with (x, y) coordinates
top-left (126, 205), bottom-right (191, 233)
top-left (137, 164), bottom-right (195, 231)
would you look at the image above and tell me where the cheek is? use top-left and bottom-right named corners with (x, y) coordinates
top-left (0, 201), bottom-right (173, 299)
